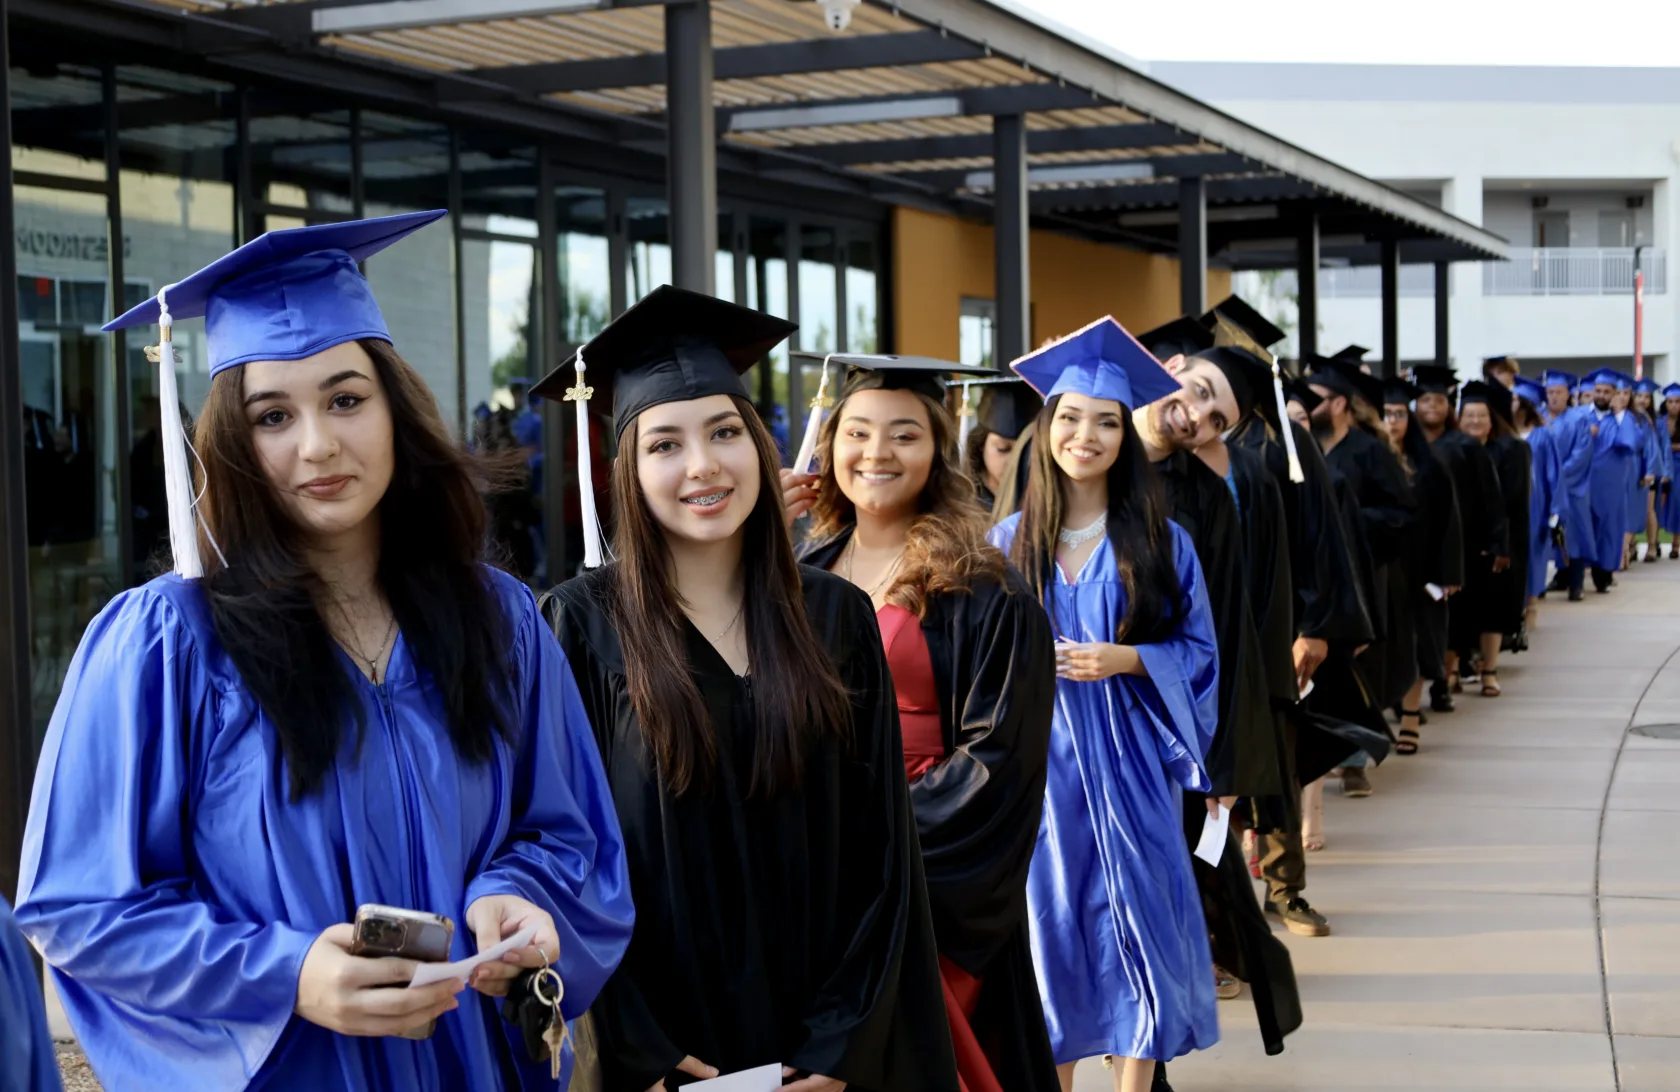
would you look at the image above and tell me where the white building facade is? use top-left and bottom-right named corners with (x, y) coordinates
top-left (1151, 62), bottom-right (1680, 380)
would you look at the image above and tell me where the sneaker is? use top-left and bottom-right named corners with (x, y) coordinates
top-left (1266, 895), bottom-right (1332, 937)
top-left (1340, 767), bottom-right (1373, 797)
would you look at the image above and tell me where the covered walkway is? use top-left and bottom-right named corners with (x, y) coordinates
top-left (1080, 565), bottom-right (1680, 1090)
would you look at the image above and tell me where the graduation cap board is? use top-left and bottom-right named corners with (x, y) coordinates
top-left (1542, 369), bottom-right (1577, 390)
top-left (1205, 295), bottom-right (1286, 351)
top-left (1581, 368), bottom-right (1631, 391)
top-left (1010, 316), bottom-right (1181, 411)
top-left (1305, 354), bottom-right (1384, 409)
top-left (100, 209), bottom-right (448, 579)
top-left (786, 352), bottom-right (994, 472)
top-left (1284, 377), bottom-right (1323, 416)
top-left (1635, 377), bottom-right (1660, 395)
top-left (1409, 365), bottom-right (1459, 396)
top-left (1332, 345), bottom-right (1372, 363)
top-left (1664, 383), bottom-right (1680, 400)
top-left (531, 284), bottom-right (798, 568)
top-left (1512, 378), bottom-right (1546, 407)
top-left (975, 379), bottom-right (1043, 442)
top-left (1137, 316), bottom-right (1216, 363)
top-left (1383, 377), bottom-right (1421, 406)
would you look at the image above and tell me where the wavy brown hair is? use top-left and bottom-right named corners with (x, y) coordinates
top-left (194, 339), bottom-right (519, 800)
top-left (808, 376), bottom-right (1006, 617)
top-left (608, 394), bottom-right (851, 797)
top-left (1010, 395), bottom-right (1180, 644)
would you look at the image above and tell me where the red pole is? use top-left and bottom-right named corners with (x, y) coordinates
top-left (1634, 246), bottom-right (1646, 381)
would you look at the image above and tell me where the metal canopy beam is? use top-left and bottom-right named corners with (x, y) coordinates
top-left (908, 152), bottom-right (1251, 194)
top-left (666, 0), bottom-right (716, 293)
top-left (1297, 213), bottom-right (1319, 358)
top-left (791, 121), bottom-right (1186, 167)
top-left (1179, 176), bottom-right (1207, 316)
top-left (476, 30), bottom-right (985, 93)
top-left (1034, 175), bottom-right (1318, 212)
top-left (993, 114), bottom-right (1030, 365)
top-left (721, 82), bottom-right (1096, 132)
top-left (885, 0), bottom-right (1507, 262)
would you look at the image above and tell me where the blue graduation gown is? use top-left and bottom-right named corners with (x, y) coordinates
top-left (987, 515), bottom-right (1220, 1065)
top-left (15, 569), bottom-right (634, 1092)
top-left (1526, 427), bottom-right (1560, 598)
top-left (1, 896), bottom-right (60, 1092)
top-left (1549, 408), bottom-right (1596, 569)
top-left (1661, 419), bottom-right (1680, 533)
top-left (1587, 409), bottom-right (1637, 569)
top-left (1626, 415), bottom-right (1663, 533)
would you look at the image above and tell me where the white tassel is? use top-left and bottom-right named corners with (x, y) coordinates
top-left (792, 354), bottom-right (833, 476)
top-left (155, 285), bottom-right (204, 578)
top-left (568, 350), bottom-right (604, 569)
top-left (1271, 361), bottom-right (1304, 484)
top-left (957, 381), bottom-right (976, 450)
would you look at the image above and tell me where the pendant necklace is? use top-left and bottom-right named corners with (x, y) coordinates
top-left (1058, 513), bottom-right (1107, 548)
top-left (335, 606), bottom-right (398, 683)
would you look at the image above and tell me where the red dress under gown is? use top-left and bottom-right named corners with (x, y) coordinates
top-left (877, 604), bottom-right (1006, 1092)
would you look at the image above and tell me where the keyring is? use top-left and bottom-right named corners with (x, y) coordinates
top-left (531, 966), bottom-right (565, 1008)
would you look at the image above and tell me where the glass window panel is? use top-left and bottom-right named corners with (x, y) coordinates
top-left (556, 186), bottom-right (609, 345)
top-left (960, 298), bottom-right (996, 369)
top-left (798, 225), bottom-right (838, 354)
top-left (15, 184), bottom-right (122, 739)
top-left (747, 218), bottom-right (788, 421)
top-left (11, 63), bottom-right (105, 180)
top-left (845, 236), bottom-right (879, 353)
top-left (625, 196), bottom-right (670, 306)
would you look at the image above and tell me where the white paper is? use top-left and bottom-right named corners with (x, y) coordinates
top-left (1425, 582), bottom-right (1446, 602)
top-left (1193, 803), bottom-right (1231, 867)
top-left (686, 1064), bottom-right (785, 1092)
top-left (406, 925), bottom-right (538, 989)
top-left (1297, 679), bottom-right (1314, 702)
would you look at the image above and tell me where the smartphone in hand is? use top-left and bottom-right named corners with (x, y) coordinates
top-left (351, 904), bottom-right (455, 1039)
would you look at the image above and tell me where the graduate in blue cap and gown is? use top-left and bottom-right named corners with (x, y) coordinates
top-left (1, 895), bottom-right (61, 1092)
top-left (1513, 378), bottom-right (1559, 605)
top-left (1582, 369), bottom-right (1639, 586)
top-left (986, 317), bottom-right (1221, 1092)
top-left (1537, 370), bottom-right (1596, 598)
top-left (1659, 383), bottom-right (1680, 552)
top-left (1628, 377), bottom-right (1667, 561)
top-left (15, 212), bottom-right (635, 1092)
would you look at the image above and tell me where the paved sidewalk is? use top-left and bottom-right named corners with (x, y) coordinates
top-left (1075, 561), bottom-right (1680, 1091)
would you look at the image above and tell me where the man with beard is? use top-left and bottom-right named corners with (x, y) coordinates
top-left (1412, 366), bottom-right (1508, 696)
top-left (1305, 357), bottom-right (1418, 797)
top-left (1582, 368), bottom-right (1642, 590)
top-left (1540, 370), bottom-right (1596, 599)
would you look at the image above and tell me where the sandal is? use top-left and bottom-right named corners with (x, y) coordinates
top-left (1397, 709), bottom-right (1421, 755)
top-left (1214, 965), bottom-right (1242, 1000)
top-left (1481, 669), bottom-right (1501, 697)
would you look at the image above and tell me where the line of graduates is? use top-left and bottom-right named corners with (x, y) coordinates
top-left (12, 205), bottom-right (1671, 1092)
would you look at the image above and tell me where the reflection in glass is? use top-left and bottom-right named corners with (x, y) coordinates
top-left (556, 187), bottom-right (609, 344)
top-left (959, 297), bottom-right (997, 369)
top-left (747, 218), bottom-right (789, 424)
top-left (625, 197), bottom-right (670, 305)
top-left (15, 184), bottom-right (121, 740)
top-left (798, 226), bottom-right (838, 355)
top-left (846, 236), bottom-right (880, 353)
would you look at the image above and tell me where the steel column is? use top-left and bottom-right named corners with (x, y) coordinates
top-left (349, 107), bottom-right (365, 219)
top-left (1434, 262), bottom-right (1450, 368)
top-left (448, 129), bottom-right (467, 438)
top-left (0, 0), bottom-right (33, 901)
top-left (105, 64), bottom-right (134, 590)
top-left (1380, 238), bottom-right (1401, 380)
top-left (1296, 213), bottom-right (1319, 359)
top-left (785, 221), bottom-right (803, 458)
top-left (1178, 175), bottom-right (1207, 317)
top-left (992, 113), bottom-right (1030, 366)
top-left (537, 148), bottom-right (569, 578)
top-left (606, 186), bottom-right (629, 318)
top-left (665, 0), bottom-right (716, 293)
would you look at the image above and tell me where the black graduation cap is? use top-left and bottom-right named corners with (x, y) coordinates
top-left (1285, 377), bottom-right (1323, 415)
top-left (792, 352), bottom-right (995, 403)
top-left (531, 285), bottom-right (797, 568)
top-left (977, 379), bottom-right (1043, 439)
top-left (1458, 379), bottom-right (1514, 427)
top-left (1205, 294), bottom-right (1286, 349)
top-left (1192, 345), bottom-right (1271, 420)
top-left (1305, 354), bottom-right (1384, 408)
top-left (1332, 344), bottom-right (1371, 362)
top-left (531, 285), bottom-right (796, 437)
top-left (1382, 377), bottom-right (1421, 406)
top-left (1409, 364), bottom-right (1459, 396)
top-left (1137, 316), bottom-right (1216, 362)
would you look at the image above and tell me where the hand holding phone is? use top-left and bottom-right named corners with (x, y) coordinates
top-left (294, 920), bottom-right (462, 1039)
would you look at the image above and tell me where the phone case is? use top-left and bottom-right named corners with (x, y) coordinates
top-left (352, 904), bottom-right (456, 1040)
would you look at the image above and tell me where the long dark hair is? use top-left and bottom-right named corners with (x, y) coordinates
top-left (608, 394), bottom-right (851, 797)
top-left (808, 376), bottom-right (1006, 617)
top-left (195, 339), bottom-right (517, 801)
top-left (1010, 394), bottom-right (1180, 643)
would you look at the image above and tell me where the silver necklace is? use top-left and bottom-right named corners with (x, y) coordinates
top-left (1058, 513), bottom-right (1107, 547)
top-left (332, 603), bottom-right (398, 683)
top-left (701, 602), bottom-right (744, 644)
top-left (846, 535), bottom-right (907, 599)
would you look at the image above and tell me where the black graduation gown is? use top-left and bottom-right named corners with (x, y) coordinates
top-left (1402, 429), bottom-right (1465, 682)
top-left (797, 533), bottom-right (1060, 1092)
top-left (1433, 429), bottom-right (1511, 650)
top-left (1154, 449), bottom-right (1283, 798)
top-left (1321, 427), bottom-right (1419, 709)
top-left (545, 566), bottom-right (959, 1092)
top-left (1488, 433), bottom-right (1533, 636)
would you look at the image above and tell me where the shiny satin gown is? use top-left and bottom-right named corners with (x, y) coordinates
top-left (988, 514), bottom-right (1221, 1064)
top-left (16, 568), bottom-right (634, 1092)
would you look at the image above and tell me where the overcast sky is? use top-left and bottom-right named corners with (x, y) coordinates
top-left (1013, 0), bottom-right (1680, 67)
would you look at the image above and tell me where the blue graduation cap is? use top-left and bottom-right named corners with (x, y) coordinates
top-left (1010, 316), bottom-right (1180, 410)
top-left (1634, 377), bottom-right (1660, 395)
top-left (101, 210), bottom-right (447, 580)
top-left (1583, 367), bottom-right (1625, 390)
top-left (104, 209), bottom-right (446, 376)
top-left (1512, 377), bottom-right (1546, 406)
top-left (1664, 383), bottom-right (1680, 400)
top-left (1541, 369), bottom-right (1577, 390)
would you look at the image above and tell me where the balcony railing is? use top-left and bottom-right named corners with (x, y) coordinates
top-left (1483, 247), bottom-right (1667, 297)
top-left (1317, 264), bottom-right (1436, 299)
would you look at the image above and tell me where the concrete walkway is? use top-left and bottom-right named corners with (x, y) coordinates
top-left (1074, 560), bottom-right (1680, 1091)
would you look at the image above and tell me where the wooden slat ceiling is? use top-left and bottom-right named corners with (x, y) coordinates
top-left (856, 142), bottom-right (1224, 175)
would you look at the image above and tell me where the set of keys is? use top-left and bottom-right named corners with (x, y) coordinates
top-left (530, 956), bottom-right (570, 1080)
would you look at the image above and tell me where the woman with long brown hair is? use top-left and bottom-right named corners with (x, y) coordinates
top-left (16, 213), bottom-right (635, 1090)
top-left (788, 355), bottom-right (1058, 1092)
top-left (988, 320), bottom-right (1221, 1092)
top-left (537, 288), bottom-right (957, 1092)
